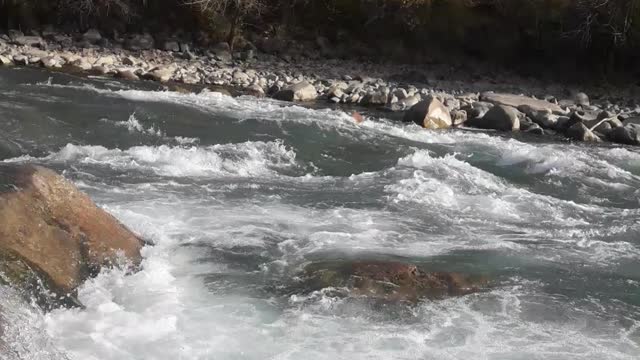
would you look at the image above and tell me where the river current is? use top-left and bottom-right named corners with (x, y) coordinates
top-left (1, 67), bottom-right (639, 360)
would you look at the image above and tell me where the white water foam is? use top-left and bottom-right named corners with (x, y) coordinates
top-left (385, 149), bottom-right (640, 265)
top-left (0, 286), bottom-right (68, 360)
top-left (112, 113), bottom-right (164, 137)
top-left (100, 113), bottom-right (199, 145)
top-left (36, 191), bottom-right (640, 360)
top-left (15, 79), bottom-right (640, 359)
top-left (7, 140), bottom-right (299, 178)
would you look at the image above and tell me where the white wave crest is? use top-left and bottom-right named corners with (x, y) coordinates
top-left (24, 141), bottom-right (298, 178)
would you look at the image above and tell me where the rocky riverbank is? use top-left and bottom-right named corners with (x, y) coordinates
top-left (1, 28), bottom-right (640, 146)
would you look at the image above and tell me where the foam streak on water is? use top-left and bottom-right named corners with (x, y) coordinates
top-left (1, 71), bottom-right (639, 360)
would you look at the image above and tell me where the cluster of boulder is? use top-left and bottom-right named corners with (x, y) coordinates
top-left (1, 27), bottom-right (638, 146)
top-left (402, 92), bottom-right (640, 145)
top-left (0, 164), bottom-right (144, 308)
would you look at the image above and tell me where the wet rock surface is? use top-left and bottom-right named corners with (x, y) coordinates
top-left (297, 260), bottom-right (489, 303)
top-left (0, 164), bottom-right (144, 304)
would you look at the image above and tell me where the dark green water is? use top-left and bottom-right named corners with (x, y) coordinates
top-left (1, 67), bottom-right (639, 359)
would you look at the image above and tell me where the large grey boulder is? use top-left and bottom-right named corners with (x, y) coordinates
top-left (273, 81), bottom-right (317, 101)
top-left (402, 96), bottom-right (452, 129)
top-left (469, 105), bottom-right (520, 131)
top-left (481, 92), bottom-right (565, 115)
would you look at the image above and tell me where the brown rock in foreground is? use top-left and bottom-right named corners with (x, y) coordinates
top-left (301, 260), bottom-right (488, 303)
top-left (0, 164), bottom-right (144, 295)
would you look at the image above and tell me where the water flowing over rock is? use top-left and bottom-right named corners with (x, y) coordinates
top-left (403, 96), bottom-right (452, 129)
top-left (300, 260), bottom-right (488, 303)
top-left (0, 164), bottom-right (144, 298)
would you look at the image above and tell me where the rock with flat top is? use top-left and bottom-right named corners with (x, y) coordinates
top-left (481, 92), bottom-right (565, 115)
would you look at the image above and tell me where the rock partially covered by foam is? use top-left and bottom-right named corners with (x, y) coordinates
top-left (0, 164), bottom-right (144, 300)
top-left (299, 260), bottom-right (488, 303)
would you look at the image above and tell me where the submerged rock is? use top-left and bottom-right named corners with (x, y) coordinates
top-left (299, 260), bottom-right (488, 303)
top-left (402, 96), bottom-right (452, 129)
top-left (0, 164), bottom-right (144, 299)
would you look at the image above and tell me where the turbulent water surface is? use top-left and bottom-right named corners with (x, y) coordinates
top-left (1, 67), bottom-right (639, 360)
